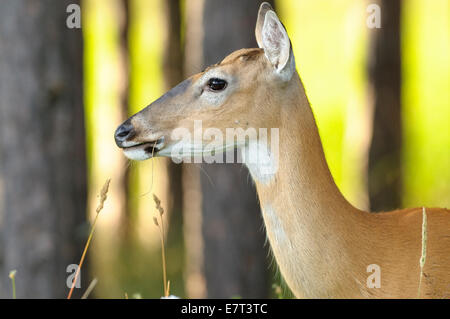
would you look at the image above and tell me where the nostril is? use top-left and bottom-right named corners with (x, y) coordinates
top-left (117, 129), bottom-right (130, 138)
top-left (115, 122), bottom-right (135, 145)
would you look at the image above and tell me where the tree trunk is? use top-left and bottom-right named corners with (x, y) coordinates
top-left (162, 0), bottom-right (185, 293)
top-left (118, 0), bottom-right (131, 240)
top-left (368, 0), bottom-right (402, 211)
top-left (162, 0), bottom-right (184, 228)
top-left (0, 0), bottom-right (86, 298)
top-left (184, 0), bottom-right (272, 298)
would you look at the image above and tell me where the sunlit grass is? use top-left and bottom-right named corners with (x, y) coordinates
top-left (67, 179), bottom-right (110, 299)
top-left (9, 270), bottom-right (17, 299)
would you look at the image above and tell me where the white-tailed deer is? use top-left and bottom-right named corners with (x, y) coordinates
top-left (115, 3), bottom-right (450, 298)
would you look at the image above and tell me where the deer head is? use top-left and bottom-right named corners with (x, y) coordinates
top-left (115, 3), bottom-right (298, 166)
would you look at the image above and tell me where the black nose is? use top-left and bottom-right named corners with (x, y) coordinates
top-left (114, 121), bottom-right (135, 147)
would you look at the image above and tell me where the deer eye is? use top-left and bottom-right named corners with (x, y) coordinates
top-left (207, 78), bottom-right (227, 91)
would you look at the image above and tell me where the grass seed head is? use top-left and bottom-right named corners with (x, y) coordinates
top-left (153, 193), bottom-right (161, 209)
top-left (9, 270), bottom-right (17, 280)
top-left (96, 178), bottom-right (111, 214)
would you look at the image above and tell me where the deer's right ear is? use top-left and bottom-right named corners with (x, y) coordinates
top-left (255, 3), bottom-right (295, 82)
top-left (255, 2), bottom-right (274, 48)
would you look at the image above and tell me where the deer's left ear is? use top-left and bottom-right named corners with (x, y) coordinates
top-left (255, 5), bottom-right (295, 82)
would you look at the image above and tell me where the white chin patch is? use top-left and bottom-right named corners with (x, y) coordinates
top-left (123, 148), bottom-right (152, 161)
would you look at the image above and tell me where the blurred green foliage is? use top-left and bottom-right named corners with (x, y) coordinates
top-left (83, 0), bottom-right (449, 298)
top-left (402, 0), bottom-right (449, 208)
top-left (279, 0), bottom-right (370, 209)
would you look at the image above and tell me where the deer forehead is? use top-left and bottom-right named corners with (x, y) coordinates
top-left (193, 48), bottom-right (265, 83)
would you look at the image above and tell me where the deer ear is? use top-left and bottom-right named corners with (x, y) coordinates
top-left (255, 6), bottom-right (295, 82)
top-left (255, 2), bottom-right (274, 48)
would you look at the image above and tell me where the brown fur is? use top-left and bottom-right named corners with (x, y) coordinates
top-left (118, 5), bottom-right (450, 298)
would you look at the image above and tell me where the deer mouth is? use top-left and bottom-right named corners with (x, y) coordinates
top-left (121, 137), bottom-right (165, 160)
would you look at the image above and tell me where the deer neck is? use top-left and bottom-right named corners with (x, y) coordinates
top-left (243, 74), bottom-right (371, 298)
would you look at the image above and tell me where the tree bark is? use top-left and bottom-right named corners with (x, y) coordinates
top-left (118, 0), bottom-right (132, 241)
top-left (162, 0), bottom-right (185, 290)
top-left (0, 0), bottom-right (86, 298)
top-left (162, 0), bottom-right (184, 226)
top-left (192, 0), bottom-right (272, 298)
top-left (368, 0), bottom-right (402, 211)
